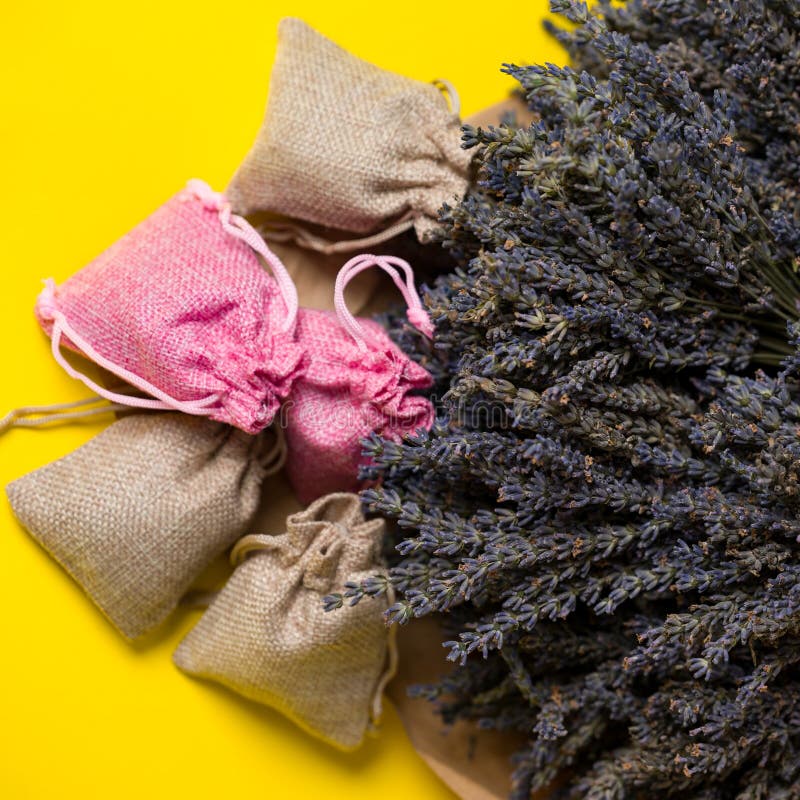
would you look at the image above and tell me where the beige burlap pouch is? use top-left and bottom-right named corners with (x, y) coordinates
top-left (6, 412), bottom-right (283, 639)
top-left (226, 17), bottom-right (473, 249)
top-left (173, 492), bottom-right (393, 750)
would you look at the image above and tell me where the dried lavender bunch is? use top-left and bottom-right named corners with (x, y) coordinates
top-left (550, 0), bottom-right (800, 339)
top-left (449, 0), bottom-right (800, 364)
top-left (324, 2), bottom-right (800, 798)
top-left (551, 0), bottom-right (800, 200)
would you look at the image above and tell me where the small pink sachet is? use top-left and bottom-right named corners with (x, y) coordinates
top-left (35, 180), bottom-right (305, 434)
top-left (284, 255), bottom-right (435, 503)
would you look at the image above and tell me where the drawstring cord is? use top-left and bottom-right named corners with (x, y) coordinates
top-left (334, 254), bottom-right (435, 352)
top-left (186, 179), bottom-right (299, 332)
top-left (257, 216), bottom-right (416, 256)
top-left (230, 533), bottom-right (279, 566)
top-left (0, 396), bottom-right (129, 434)
top-left (39, 279), bottom-right (222, 415)
top-left (432, 78), bottom-right (461, 116)
top-left (259, 423), bottom-right (288, 476)
top-left (369, 582), bottom-right (399, 728)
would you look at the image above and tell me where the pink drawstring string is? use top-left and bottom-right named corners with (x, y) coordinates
top-left (186, 179), bottom-right (299, 333)
top-left (38, 280), bottom-right (222, 415)
top-left (334, 254), bottom-right (435, 352)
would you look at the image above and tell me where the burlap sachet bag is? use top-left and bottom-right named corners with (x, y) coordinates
top-left (6, 412), bottom-right (283, 639)
top-left (226, 18), bottom-right (473, 248)
top-left (36, 179), bottom-right (305, 433)
top-left (173, 493), bottom-right (393, 750)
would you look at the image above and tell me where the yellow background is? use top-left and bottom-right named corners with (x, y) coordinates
top-left (0, 2), bottom-right (562, 798)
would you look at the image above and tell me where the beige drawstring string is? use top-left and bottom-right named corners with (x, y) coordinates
top-left (0, 396), bottom-right (130, 434)
top-left (259, 422), bottom-right (288, 476)
top-left (258, 214), bottom-right (416, 256)
top-left (433, 77), bottom-right (461, 116)
top-left (229, 533), bottom-right (281, 566)
top-left (369, 582), bottom-right (399, 729)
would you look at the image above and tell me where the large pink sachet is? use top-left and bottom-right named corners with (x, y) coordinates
top-left (284, 255), bottom-right (435, 504)
top-left (35, 180), bottom-right (304, 434)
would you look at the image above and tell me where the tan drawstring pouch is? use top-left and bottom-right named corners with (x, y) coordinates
top-left (226, 18), bottom-right (473, 252)
top-left (5, 412), bottom-right (284, 639)
top-left (173, 492), bottom-right (394, 750)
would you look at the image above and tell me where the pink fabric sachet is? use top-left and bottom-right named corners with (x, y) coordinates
top-left (35, 180), bottom-right (304, 434)
top-left (284, 255), bottom-right (436, 504)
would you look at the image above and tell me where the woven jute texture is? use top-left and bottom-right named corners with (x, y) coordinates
top-left (173, 493), bottom-right (391, 750)
top-left (284, 308), bottom-right (433, 504)
top-left (226, 18), bottom-right (473, 243)
top-left (6, 413), bottom-right (269, 639)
